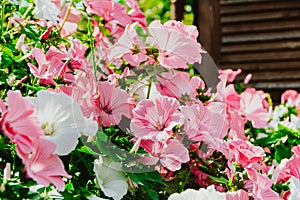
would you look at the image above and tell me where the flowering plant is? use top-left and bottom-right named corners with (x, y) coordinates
top-left (1, 0), bottom-right (300, 199)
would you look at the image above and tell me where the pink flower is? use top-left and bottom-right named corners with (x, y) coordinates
top-left (0, 91), bottom-right (44, 159)
top-left (180, 101), bottom-right (227, 142)
top-left (85, 0), bottom-right (131, 27)
top-left (28, 48), bottom-right (65, 85)
top-left (96, 81), bottom-right (135, 127)
top-left (286, 157), bottom-right (300, 179)
top-left (0, 91), bottom-right (71, 190)
top-left (281, 90), bottom-right (300, 116)
top-left (240, 88), bottom-right (269, 128)
top-left (59, 71), bottom-right (96, 118)
top-left (139, 139), bottom-right (189, 171)
top-left (85, 0), bottom-right (112, 18)
top-left (130, 96), bottom-right (182, 141)
top-left (108, 23), bottom-right (148, 66)
top-left (155, 71), bottom-right (204, 102)
top-left (58, 3), bottom-right (81, 37)
top-left (228, 139), bottom-right (265, 168)
top-left (226, 190), bottom-right (249, 200)
top-left (246, 168), bottom-right (282, 200)
top-left (126, 0), bottom-right (147, 29)
top-left (68, 38), bottom-right (90, 71)
top-left (24, 138), bottom-right (71, 191)
top-left (215, 78), bottom-right (246, 139)
top-left (218, 69), bottom-right (242, 83)
top-left (147, 20), bottom-right (205, 69)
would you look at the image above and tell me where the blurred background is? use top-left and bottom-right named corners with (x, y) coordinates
top-left (139, 0), bottom-right (300, 103)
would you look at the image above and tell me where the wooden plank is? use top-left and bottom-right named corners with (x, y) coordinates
top-left (197, 0), bottom-right (221, 62)
top-left (220, 60), bottom-right (300, 72)
top-left (221, 41), bottom-right (300, 53)
top-left (222, 19), bottom-right (300, 34)
top-left (170, 0), bottom-right (186, 21)
top-left (251, 81), bottom-right (300, 89)
top-left (220, 50), bottom-right (300, 64)
top-left (222, 30), bottom-right (300, 43)
top-left (221, 1), bottom-right (300, 15)
top-left (221, 0), bottom-right (277, 6)
top-left (249, 70), bottom-right (300, 81)
top-left (221, 9), bottom-right (300, 24)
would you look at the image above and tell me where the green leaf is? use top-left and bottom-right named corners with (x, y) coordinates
top-left (208, 175), bottom-right (228, 185)
top-left (128, 171), bottom-right (165, 197)
top-left (275, 145), bottom-right (292, 163)
top-left (77, 146), bottom-right (100, 156)
top-left (264, 131), bottom-right (285, 145)
top-left (2, 47), bottom-right (14, 58)
top-left (146, 190), bottom-right (158, 200)
top-left (65, 183), bottom-right (74, 191)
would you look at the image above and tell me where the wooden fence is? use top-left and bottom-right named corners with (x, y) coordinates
top-left (191, 0), bottom-right (300, 102)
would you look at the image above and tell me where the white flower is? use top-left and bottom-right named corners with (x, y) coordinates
top-left (88, 195), bottom-right (108, 200)
top-left (168, 185), bottom-right (226, 200)
top-left (93, 156), bottom-right (128, 200)
top-left (128, 80), bottom-right (161, 104)
top-left (288, 176), bottom-right (300, 200)
top-left (27, 90), bottom-right (98, 155)
top-left (33, 0), bottom-right (60, 22)
top-left (272, 105), bottom-right (289, 120)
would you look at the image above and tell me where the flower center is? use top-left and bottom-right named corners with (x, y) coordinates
top-left (42, 122), bottom-right (55, 136)
top-left (155, 121), bottom-right (165, 131)
top-left (102, 105), bottom-right (112, 114)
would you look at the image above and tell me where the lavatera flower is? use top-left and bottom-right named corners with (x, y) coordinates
top-left (26, 90), bottom-right (98, 155)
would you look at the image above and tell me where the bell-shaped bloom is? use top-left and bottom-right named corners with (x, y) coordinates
top-left (246, 168), bottom-right (282, 200)
top-left (180, 101), bottom-right (227, 142)
top-left (240, 88), bottom-right (269, 128)
top-left (226, 189), bottom-right (249, 200)
top-left (26, 90), bottom-right (98, 155)
top-left (147, 20), bottom-right (205, 69)
top-left (168, 185), bottom-right (226, 200)
top-left (24, 139), bottom-right (71, 191)
top-left (130, 96), bottom-right (182, 141)
top-left (68, 38), bottom-right (90, 71)
top-left (155, 71), bottom-right (204, 102)
top-left (0, 91), bottom-right (44, 159)
top-left (59, 71), bottom-right (96, 119)
top-left (93, 156), bottom-right (128, 200)
top-left (228, 139), bottom-right (265, 168)
top-left (33, 0), bottom-right (60, 22)
top-left (281, 90), bottom-right (300, 106)
top-left (126, 0), bottom-right (147, 29)
top-left (139, 139), bottom-right (189, 171)
top-left (128, 79), bottom-right (162, 103)
top-left (97, 81), bottom-right (135, 127)
top-left (28, 48), bottom-right (66, 85)
top-left (58, 3), bottom-right (81, 37)
top-left (108, 23), bottom-right (147, 66)
top-left (218, 69), bottom-right (242, 83)
top-left (288, 176), bottom-right (300, 200)
top-left (85, 0), bottom-right (131, 27)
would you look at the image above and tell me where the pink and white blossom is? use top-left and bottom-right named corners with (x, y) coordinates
top-left (130, 96), bottom-right (182, 141)
top-left (97, 81), bottom-right (135, 127)
top-left (147, 20), bottom-right (205, 69)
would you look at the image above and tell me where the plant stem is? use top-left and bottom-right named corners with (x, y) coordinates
top-left (87, 18), bottom-right (103, 131)
top-left (59, 0), bottom-right (75, 32)
top-left (0, 0), bottom-right (7, 38)
top-left (21, 4), bottom-right (33, 19)
top-left (146, 80), bottom-right (152, 99)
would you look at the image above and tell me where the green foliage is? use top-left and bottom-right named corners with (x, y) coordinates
top-left (138, 0), bottom-right (171, 24)
top-left (127, 171), bottom-right (165, 200)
